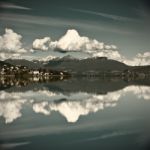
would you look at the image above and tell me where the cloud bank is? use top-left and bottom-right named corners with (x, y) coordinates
top-left (33, 29), bottom-right (118, 52)
top-left (0, 28), bottom-right (149, 66)
top-left (32, 29), bottom-right (123, 62)
top-left (123, 52), bottom-right (150, 66)
top-left (32, 29), bottom-right (150, 66)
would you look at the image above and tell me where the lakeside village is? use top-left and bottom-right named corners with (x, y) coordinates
top-left (0, 64), bottom-right (70, 78)
top-left (0, 64), bottom-right (71, 87)
top-left (0, 63), bottom-right (150, 80)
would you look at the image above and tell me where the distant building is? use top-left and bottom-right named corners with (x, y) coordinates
top-left (44, 73), bottom-right (49, 76)
top-left (60, 72), bottom-right (64, 76)
top-left (97, 57), bottom-right (107, 60)
top-left (33, 70), bottom-right (39, 75)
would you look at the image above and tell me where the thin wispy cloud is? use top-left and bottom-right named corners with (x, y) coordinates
top-left (70, 130), bottom-right (139, 144)
top-left (1, 141), bottom-right (30, 149)
top-left (0, 2), bottom-right (31, 10)
top-left (69, 8), bottom-right (139, 22)
top-left (0, 12), bottom-right (134, 35)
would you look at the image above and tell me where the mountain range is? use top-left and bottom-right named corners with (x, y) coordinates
top-left (1, 55), bottom-right (150, 75)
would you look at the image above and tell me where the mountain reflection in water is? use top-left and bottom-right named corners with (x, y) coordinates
top-left (0, 77), bottom-right (150, 150)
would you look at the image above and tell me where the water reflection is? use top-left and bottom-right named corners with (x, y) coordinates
top-left (0, 77), bottom-right (150, 124)
top-left (0, 76), bottom-right (70, 89)
top-left (0, 77), bottom-right (150, 150)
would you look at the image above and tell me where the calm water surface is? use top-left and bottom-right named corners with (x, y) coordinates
top-left (0, 78), bottom-right (150, 150)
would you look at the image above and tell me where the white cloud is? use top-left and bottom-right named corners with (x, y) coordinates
top-left (29, 49), bottom-right (35, 53)
top-left (55, 29), bottom-right (117, 52)
top-left (56, 29), bottom-right (92, 51)
top-left (32, 29), bottom-right (118, 54)
top-left (0, 52), bottom-right (21, 60)
top-left (92, 50), bottom-right (123, 61)
top-left (0, 28), bottom-right (28, 60)
top-left (32, 37), bottom-right (51, 51)
top-left (0, 52), bottom-right (7, 59)
top-left (124, 52), bottom-right (150, 66)
top-left (0, 28), bottom-right (24, 52)
top-left (38, 55), bottom-right (57, 61)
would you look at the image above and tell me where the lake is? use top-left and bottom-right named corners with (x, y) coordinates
top-left (0, 77), bottom-right (150, 150)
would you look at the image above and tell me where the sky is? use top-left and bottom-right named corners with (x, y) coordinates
top-left (0, 0), bottom-right (150, 65)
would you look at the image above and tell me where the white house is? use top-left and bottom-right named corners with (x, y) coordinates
top-left (33, 70), bottom-right (39, 75)
top-left (60, 72), bottom-right (64, 76)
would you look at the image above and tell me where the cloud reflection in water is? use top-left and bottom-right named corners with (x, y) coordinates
top-left (0, 85), bottom-right (150, 124)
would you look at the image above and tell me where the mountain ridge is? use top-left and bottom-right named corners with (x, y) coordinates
top-left (1, 57), bottom-right (150, 76)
